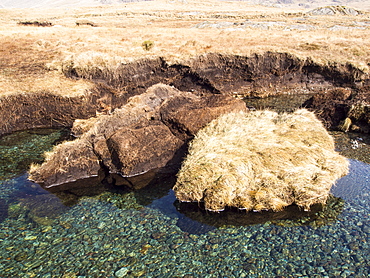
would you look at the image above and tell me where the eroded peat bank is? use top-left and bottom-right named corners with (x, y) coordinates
top-left (1, 52), bottom-right (368, 136)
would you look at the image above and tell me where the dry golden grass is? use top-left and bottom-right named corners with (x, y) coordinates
top-left (0, 0), bottom-right (370, 97)
top-left (174, 109), bottom-right (349, 212)
top-left (0, 72), bottom-right (92, 96)
top-left (0, 33), bottom-right (93, 96)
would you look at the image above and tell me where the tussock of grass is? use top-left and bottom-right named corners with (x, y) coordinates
top-left (61, 51), bottom-right (125, 80)
top-left (174, 109), bottom-right (349, 212)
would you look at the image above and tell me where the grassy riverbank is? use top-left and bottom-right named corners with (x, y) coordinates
top-left (1, 0), bottom-right (370, 96)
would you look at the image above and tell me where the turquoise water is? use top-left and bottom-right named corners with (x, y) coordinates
top-left (0, 129), bottom-right (369, 278)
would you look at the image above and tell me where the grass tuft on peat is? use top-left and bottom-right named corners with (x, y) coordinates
top-left (174, 109), bottom-right (349, 212)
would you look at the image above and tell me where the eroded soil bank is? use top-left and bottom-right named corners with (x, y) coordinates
top-left (1, 52), bottom-right (369, 136)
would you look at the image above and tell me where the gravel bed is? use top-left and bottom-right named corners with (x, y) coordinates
top-left (0, 129), bottom-right (369, 278)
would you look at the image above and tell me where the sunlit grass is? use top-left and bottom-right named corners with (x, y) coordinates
top-left (0, 0), bottom-right (369, 96)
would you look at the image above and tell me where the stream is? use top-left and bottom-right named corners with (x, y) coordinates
top-left (0, 112), bottom-right (369, 277)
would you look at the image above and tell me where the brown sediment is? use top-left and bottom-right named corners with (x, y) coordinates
top-left (63, 52), bottom-right (366, 98)
top-left (0, 52), bottom-right (368, 137)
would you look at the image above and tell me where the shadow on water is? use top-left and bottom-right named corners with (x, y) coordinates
top-left (3, 174), bottom-right (71, 226)
top-left (142, 188), bottom-right (345, 234)
top-left (138, 158), bottom-right (368, 234)
top-left (170, 158), bottom-right (370, 234)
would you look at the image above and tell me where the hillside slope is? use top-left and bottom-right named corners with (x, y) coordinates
top-left (1, 0), bottom-right (370, 10)
top-left (0, 0), bottom-right (144, 9)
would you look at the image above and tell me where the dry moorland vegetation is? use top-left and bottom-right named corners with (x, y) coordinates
top-left (0, 0), bottom-right (370, 97)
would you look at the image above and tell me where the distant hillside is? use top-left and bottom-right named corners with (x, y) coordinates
top-left (0, 0), bottom-right (369, 10)
top-left (0, 0), bottom-right (151, 9)
top-left (252, 0), bottom-right (370, 10)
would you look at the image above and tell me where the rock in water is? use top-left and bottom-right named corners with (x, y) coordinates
top-left (174, 109), bottom-right (349, 212)
top-left (29, 83), bottom-right (247, 189)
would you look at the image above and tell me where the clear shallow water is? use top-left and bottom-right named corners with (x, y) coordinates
top-left (0, 129), bottom-right (369, 278)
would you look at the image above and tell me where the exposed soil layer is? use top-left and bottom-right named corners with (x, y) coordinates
top-left (187, 53), bottom-right (366, 97)
top-left (64, 52), bottom-right (367, 97)
top-left (1, 52), bottom-right (368, 136)
top-left (0, 84), bottom-right (128, 136)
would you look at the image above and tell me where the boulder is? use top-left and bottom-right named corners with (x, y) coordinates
top-left (174, 109), bottom-right (349, 212)
top-left (29, 84), bottom-right (247, 189)
top-left (106, 123), bottom-right (183, 176)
